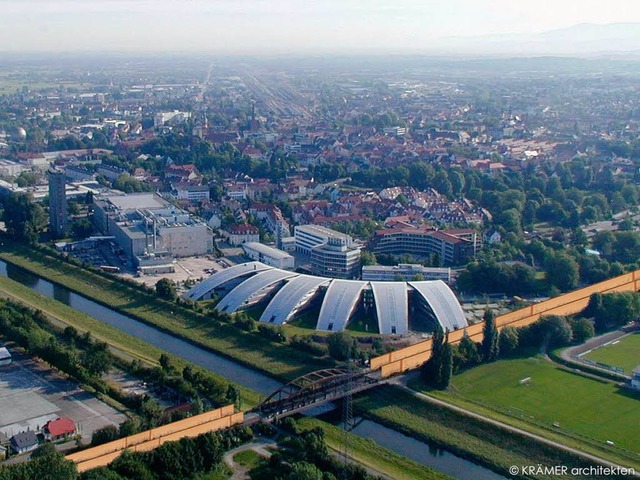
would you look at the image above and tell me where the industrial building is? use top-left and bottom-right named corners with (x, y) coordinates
top-left (184, 261), bottom-right (467, 335)
top-left (362, 264), bottom-right (451, 283)
top-left (93, 193), bottom-right (213, 267)
top-left (242, 242), bottom-right (295, 269)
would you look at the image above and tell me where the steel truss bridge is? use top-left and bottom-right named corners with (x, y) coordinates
top-left (255, 368), bottom-right (383, 419)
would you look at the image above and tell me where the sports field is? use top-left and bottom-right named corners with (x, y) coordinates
top-left (584, 333), bottom-right (640, 374)
top-left (438, 355), bottom-right (640, 452)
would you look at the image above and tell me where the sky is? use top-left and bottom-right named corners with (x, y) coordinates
top-left (1, 0), bottom-right (640, 54)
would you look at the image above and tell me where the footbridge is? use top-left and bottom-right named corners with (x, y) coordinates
top-left (255, 367), bottom-right (383, 419)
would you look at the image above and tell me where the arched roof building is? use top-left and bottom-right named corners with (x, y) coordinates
top-left (184, 262), bottom-right (467, 334)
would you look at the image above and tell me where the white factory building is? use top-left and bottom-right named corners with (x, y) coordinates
top-left (242, 242), bottom-right (295, 270)
top-left (93, 193), bottom-right (213, 261)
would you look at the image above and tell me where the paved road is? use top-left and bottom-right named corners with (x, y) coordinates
top-left (390, 375), bottom-right (639, 476)
top-left (560, 326), bottom-right (638, 380)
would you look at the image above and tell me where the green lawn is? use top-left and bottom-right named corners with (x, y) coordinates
top-left (584, 333), bottom-right (640, 374)
top-left (353, 385), bottom-right (620, 478)
top-left (297, 417), bottom-right (452, 480)
top-left (233, 450), bottom-right (263, 469)
top-left (0, 241), bottom-right (333, 380)
top-left (434, 355), bottom-right (640, 453)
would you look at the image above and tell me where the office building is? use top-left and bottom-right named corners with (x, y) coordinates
top-left (362, 264), bottom-right (451, 283)
top-left (311, 237), bottom-right (361, 279)
top-left (48, 170), bottom-right (68, 237)
top-left (294, 224), bottom-right (353, 254)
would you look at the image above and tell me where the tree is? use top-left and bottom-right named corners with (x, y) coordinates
top-left (439, 341), bottom-right (453, 389)
top-left (2, 192), bottom-right (46, 243)
top-left (91, 424), bottom-right (119, 446)
top-left (422, 325), bottom-right (445, 387)
top-left (327, 331), bottom-right (352, 361)
top-left (286, 462), bottom-right (323, 480)
top-left (159, 353), bottom-right (173, 373)
top-left (544, 252), bottom-right (579, 291)
top-left (498, 326), bottom-right (519, 357)
top-left (457, 334), bottom-right (481, 368)
top-left (481, 309), bottom-right (499, 362)
top-left (360, 250), bottom-right (377, 266)
top-left (572, 318), bottom-right (595, 344)
top-left (84, 341), bottom-right (112, 377)
top-left (155, 278), bottom-right (176, 300)
top-left (537, 315), bottom-right (573, 347)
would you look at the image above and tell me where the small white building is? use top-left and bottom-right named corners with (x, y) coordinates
top-left (225, 224), bottom-right (260, 246)
top-left (242, 242), bottom-right (295, 270)
top-left (0, 347), bottom-right (11, 366)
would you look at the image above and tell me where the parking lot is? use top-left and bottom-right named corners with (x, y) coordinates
top-left (0, 352), bottom-right (127, 444)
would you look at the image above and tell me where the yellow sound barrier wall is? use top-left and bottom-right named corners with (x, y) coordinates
top-left (68, 405), bottom-right (243, 473)
top-left (371, 270), bottom-right (640, 378)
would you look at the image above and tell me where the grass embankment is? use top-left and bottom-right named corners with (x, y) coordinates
top-left (354, 385), bottom-right (636, 479)
top-left (584, 333), bottom-right (640, 374)
top-left (423, 355), bottom-right (640, 469)
top-left (297, 417), bottom-right (452, 480)
top-left (0, 241), bottom-right (332, 381)
top-left (0, 274), bottom-right (261, 407)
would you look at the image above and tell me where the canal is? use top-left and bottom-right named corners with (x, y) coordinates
top-left (0, 259), bottom-right (507, 479)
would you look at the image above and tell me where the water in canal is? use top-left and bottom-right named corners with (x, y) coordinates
top-left (0, 259), bottom-right (508, 479)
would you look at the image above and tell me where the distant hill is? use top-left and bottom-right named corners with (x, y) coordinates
top-left (436, 23), bottom-right (640, 57)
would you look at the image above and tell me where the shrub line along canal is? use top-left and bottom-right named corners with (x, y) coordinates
top-left (0, 259), bottom-right (506, 479)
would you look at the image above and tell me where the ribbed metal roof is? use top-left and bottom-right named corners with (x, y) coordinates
top-left (259, 275), bottom-right (330, 325)
top-left (183, 262), bottom-right (272, 300)
top-left (316, 280), bottom-right (368, 332)
top-left (370, 282), bottom-right (408, 335)
top-left (410, 280), bottom-right (468, 332)
top-left (215, 269), bottom-right (297, 313)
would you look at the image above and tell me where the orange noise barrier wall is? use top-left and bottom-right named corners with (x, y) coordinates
top-left (67, 404), bottom-right (244, 473)
top-left (371, 270), bottom-right (640, 378)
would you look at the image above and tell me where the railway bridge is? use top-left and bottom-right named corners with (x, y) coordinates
top-left (254, 367), bottom-right (383, 419)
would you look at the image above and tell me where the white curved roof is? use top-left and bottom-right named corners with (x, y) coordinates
top-left (183, 262), bottom-right (272, 301)
top-left (370, 282), bottom-right (408, 334)
top-left (259, 275), bottom-right (330, 325)
top-left (316, 280), bottom-right (368, 332)
top-left (410, 280), bottom-right (468, 332)
top-left (215, 269), bottom-right (297, 313)
top-left (185, 261), bottom-right (466, 335)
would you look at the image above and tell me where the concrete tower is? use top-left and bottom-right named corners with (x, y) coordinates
top-left (48, 170), bottom-right (67, 237)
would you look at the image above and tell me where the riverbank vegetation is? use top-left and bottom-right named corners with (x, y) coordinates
top-left (0, 237), bottom-right (334, 380)
top-left (0, 274), bottom-right (261, 407)
top-left (354, 385), bottom-right (634, 478)
top-left (426, 355), bottom-right (640, 465)
top-left (296, 417), bottom-right (452, 480)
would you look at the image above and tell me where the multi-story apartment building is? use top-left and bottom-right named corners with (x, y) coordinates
top-left (371, 226), bottom-right (478, 265)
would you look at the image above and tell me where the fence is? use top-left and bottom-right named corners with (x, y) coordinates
top-left (66, 404), bottom-right (243, 473)
top-left (371, 270), bottom-right (640, 378)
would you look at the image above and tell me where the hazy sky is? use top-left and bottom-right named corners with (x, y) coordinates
top-left (2, 0), bottom-right (640, 54)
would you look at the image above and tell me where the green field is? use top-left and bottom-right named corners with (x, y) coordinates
top-left (431, 355), bottom-right (640, 454)
top-left (584, 333), bottom-right (640, 374)
top-left (297, 417), bottom-right (452, 480)
top-left (353, 385), bottom-right (621, 478)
